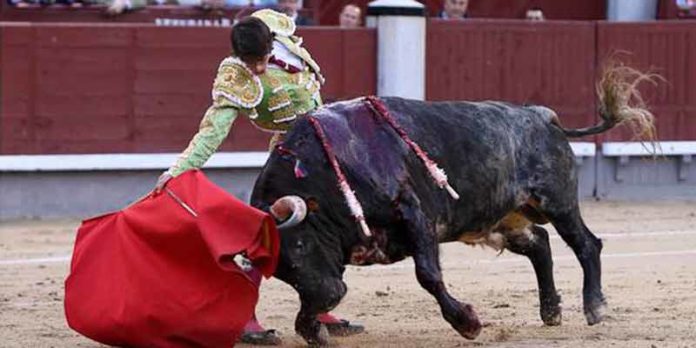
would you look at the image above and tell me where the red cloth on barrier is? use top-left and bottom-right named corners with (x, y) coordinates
top-left (64, 170), bottom-right (279, 348)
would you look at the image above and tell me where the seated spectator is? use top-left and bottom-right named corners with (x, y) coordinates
top-left (676, 0), bottom-right (696, 8)
top-left (339, 3), bottom-right (362, 28)
top-left (9, 0), bottom-right (84, 7)
top-left (5, 0), bottom-right (275, 9)
top-left (526, 7), bottom-right (545, 21)
top-left (98, 0), bottom-right (147, 15)
top-left (225, 0), bottom-right (276, 6)
top-left (100, 0), bottom-right (276, 16)
top-left (439, 0), bottom-right (468, 20)
top-left (8, 0), bottom-right (34, 7)
top-left (676, 0), bottom-right (696, 17)
top-left (277, 0), bottom-right (312, 25)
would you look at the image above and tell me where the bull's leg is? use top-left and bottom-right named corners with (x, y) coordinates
top-left (399, 197), bottom-right (482, 339)
top-left (295, 304), bottom-right (330, 346)
top-left (547, 207), bottom-right (606, 325)
top-left (294, 278), bottom-right (347, 346)
top-left (505, 225), bottom-right (562, 325)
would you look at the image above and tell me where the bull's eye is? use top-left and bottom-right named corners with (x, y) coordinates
top-left (295, 240), bottom-right (305, 253)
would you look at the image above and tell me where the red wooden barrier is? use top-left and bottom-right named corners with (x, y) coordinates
top-left (3, 20), bottom-right (696, 155)
top-left (0, 24), bottom-right (376, 154)
top-left (426, 19), bottom-right (597, 136)
top-left (298, 27), bottom-right (376, 102)
top-left (597, 22), bottom-right (696, 141)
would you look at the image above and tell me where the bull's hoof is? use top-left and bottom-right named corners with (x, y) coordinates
top-left (540, 293), bottom-right (562, 326)
top-left (238, 329), bottom-right (282, 346)
top-left (584, 300), bottom-right (607, 325)
top-left (541, 306), bottom-right (562, 326)
top-left (307, 324), bottom-right (330, 347)
top-left (324, 319), bottom-right (365, 336)
top-left (297, 323), bottom-right (330, 347)
top-left (450, 303), bottom-right (482, 340)
top-left (541, 307), bottom-right (563, 326)
top-left (458, 321), bottom-right (482, 340)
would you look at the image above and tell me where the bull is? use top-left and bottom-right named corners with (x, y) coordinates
top-left (250, 65), bottom-right (655, 345)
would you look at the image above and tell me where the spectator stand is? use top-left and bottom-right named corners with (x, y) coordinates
top-left (0, 0), bottom-right (314, 24)
top-left (311, 0), bottom-right (606, 25)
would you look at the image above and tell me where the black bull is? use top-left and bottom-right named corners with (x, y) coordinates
top-left (250, 90), bottom-right (652, 345)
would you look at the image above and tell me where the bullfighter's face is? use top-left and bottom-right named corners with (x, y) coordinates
top-left (241, 53), bottom-right (271, 75)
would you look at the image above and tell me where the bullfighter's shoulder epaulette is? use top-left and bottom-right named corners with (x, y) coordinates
top-left (251, 9), bottom-right (296, 37)
top-left (251, 9), bottom-right (325, 85)
top-left (211, 57), bottom-right (263, 109)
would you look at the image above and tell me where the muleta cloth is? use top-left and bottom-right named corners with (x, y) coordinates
top-left (64, 170), bottom-right (279, 348)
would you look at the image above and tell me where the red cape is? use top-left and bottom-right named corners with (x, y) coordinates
top-left (65, 170), bottom-right (279, 347)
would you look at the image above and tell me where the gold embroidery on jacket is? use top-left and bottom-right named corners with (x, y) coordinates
top-left (212, 57), bottom-right (263, 108)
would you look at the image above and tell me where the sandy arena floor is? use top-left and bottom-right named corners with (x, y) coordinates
top-left (1, 201), bottom-right (695, 347)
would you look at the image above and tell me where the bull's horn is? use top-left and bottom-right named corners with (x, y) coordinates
top-left (270, 195), bottom-right (307, 229)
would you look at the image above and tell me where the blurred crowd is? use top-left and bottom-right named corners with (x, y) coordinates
top-left (437, 0), bottom-right (544, 21)
top-left (6, 0), bottom-right (371, 26)
top-left (8, 0), bottom-right (696, 22)
top-left (27, 0), bottom-right (696, 24)
top-left (7, 0), bottom-right (312, 17)
top-left (676, 0), bottom-right (696, 16)
top-left (6, 0), bottom-right (555, 24)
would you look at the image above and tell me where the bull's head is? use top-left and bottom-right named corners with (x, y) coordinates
top-left (251, 115), bottom-right (364, 344)
top-left (267, 195), bottom-right (348, 317)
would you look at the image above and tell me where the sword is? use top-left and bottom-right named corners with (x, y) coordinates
top-left (164, 187), bottom-right (199, 218)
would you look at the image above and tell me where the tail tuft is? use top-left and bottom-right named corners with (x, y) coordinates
top-left (596, 60), bottom-right (659, 141)
top-left (561, 60), bottom-right (660, 143)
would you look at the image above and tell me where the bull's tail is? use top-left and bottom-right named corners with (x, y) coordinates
top-left (561, 62), bottom-right (659, 140)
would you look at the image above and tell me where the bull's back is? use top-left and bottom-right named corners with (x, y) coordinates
top-left (383, 98), bottom-right (573, 232)
top-left (378, 97), bottom-right (563, 178)
top-left (308, 97), bottom-right (574, 238)
top-left (380, 98), bottom-right (552, 157)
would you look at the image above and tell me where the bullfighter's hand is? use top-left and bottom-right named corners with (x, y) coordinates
top-left (154, 171), bottom-right (173, 194)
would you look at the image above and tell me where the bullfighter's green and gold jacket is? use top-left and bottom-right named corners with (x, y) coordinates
top-left (168, 9), bottom-right (324, 177)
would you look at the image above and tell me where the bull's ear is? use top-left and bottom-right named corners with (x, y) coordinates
top-left (306, 196), bottom-right (320, 212)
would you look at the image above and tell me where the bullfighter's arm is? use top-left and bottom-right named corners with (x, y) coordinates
top-left (167, 103), bottom-right (238, 177)
top-left (167, 57), bottom-right (263, 177)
